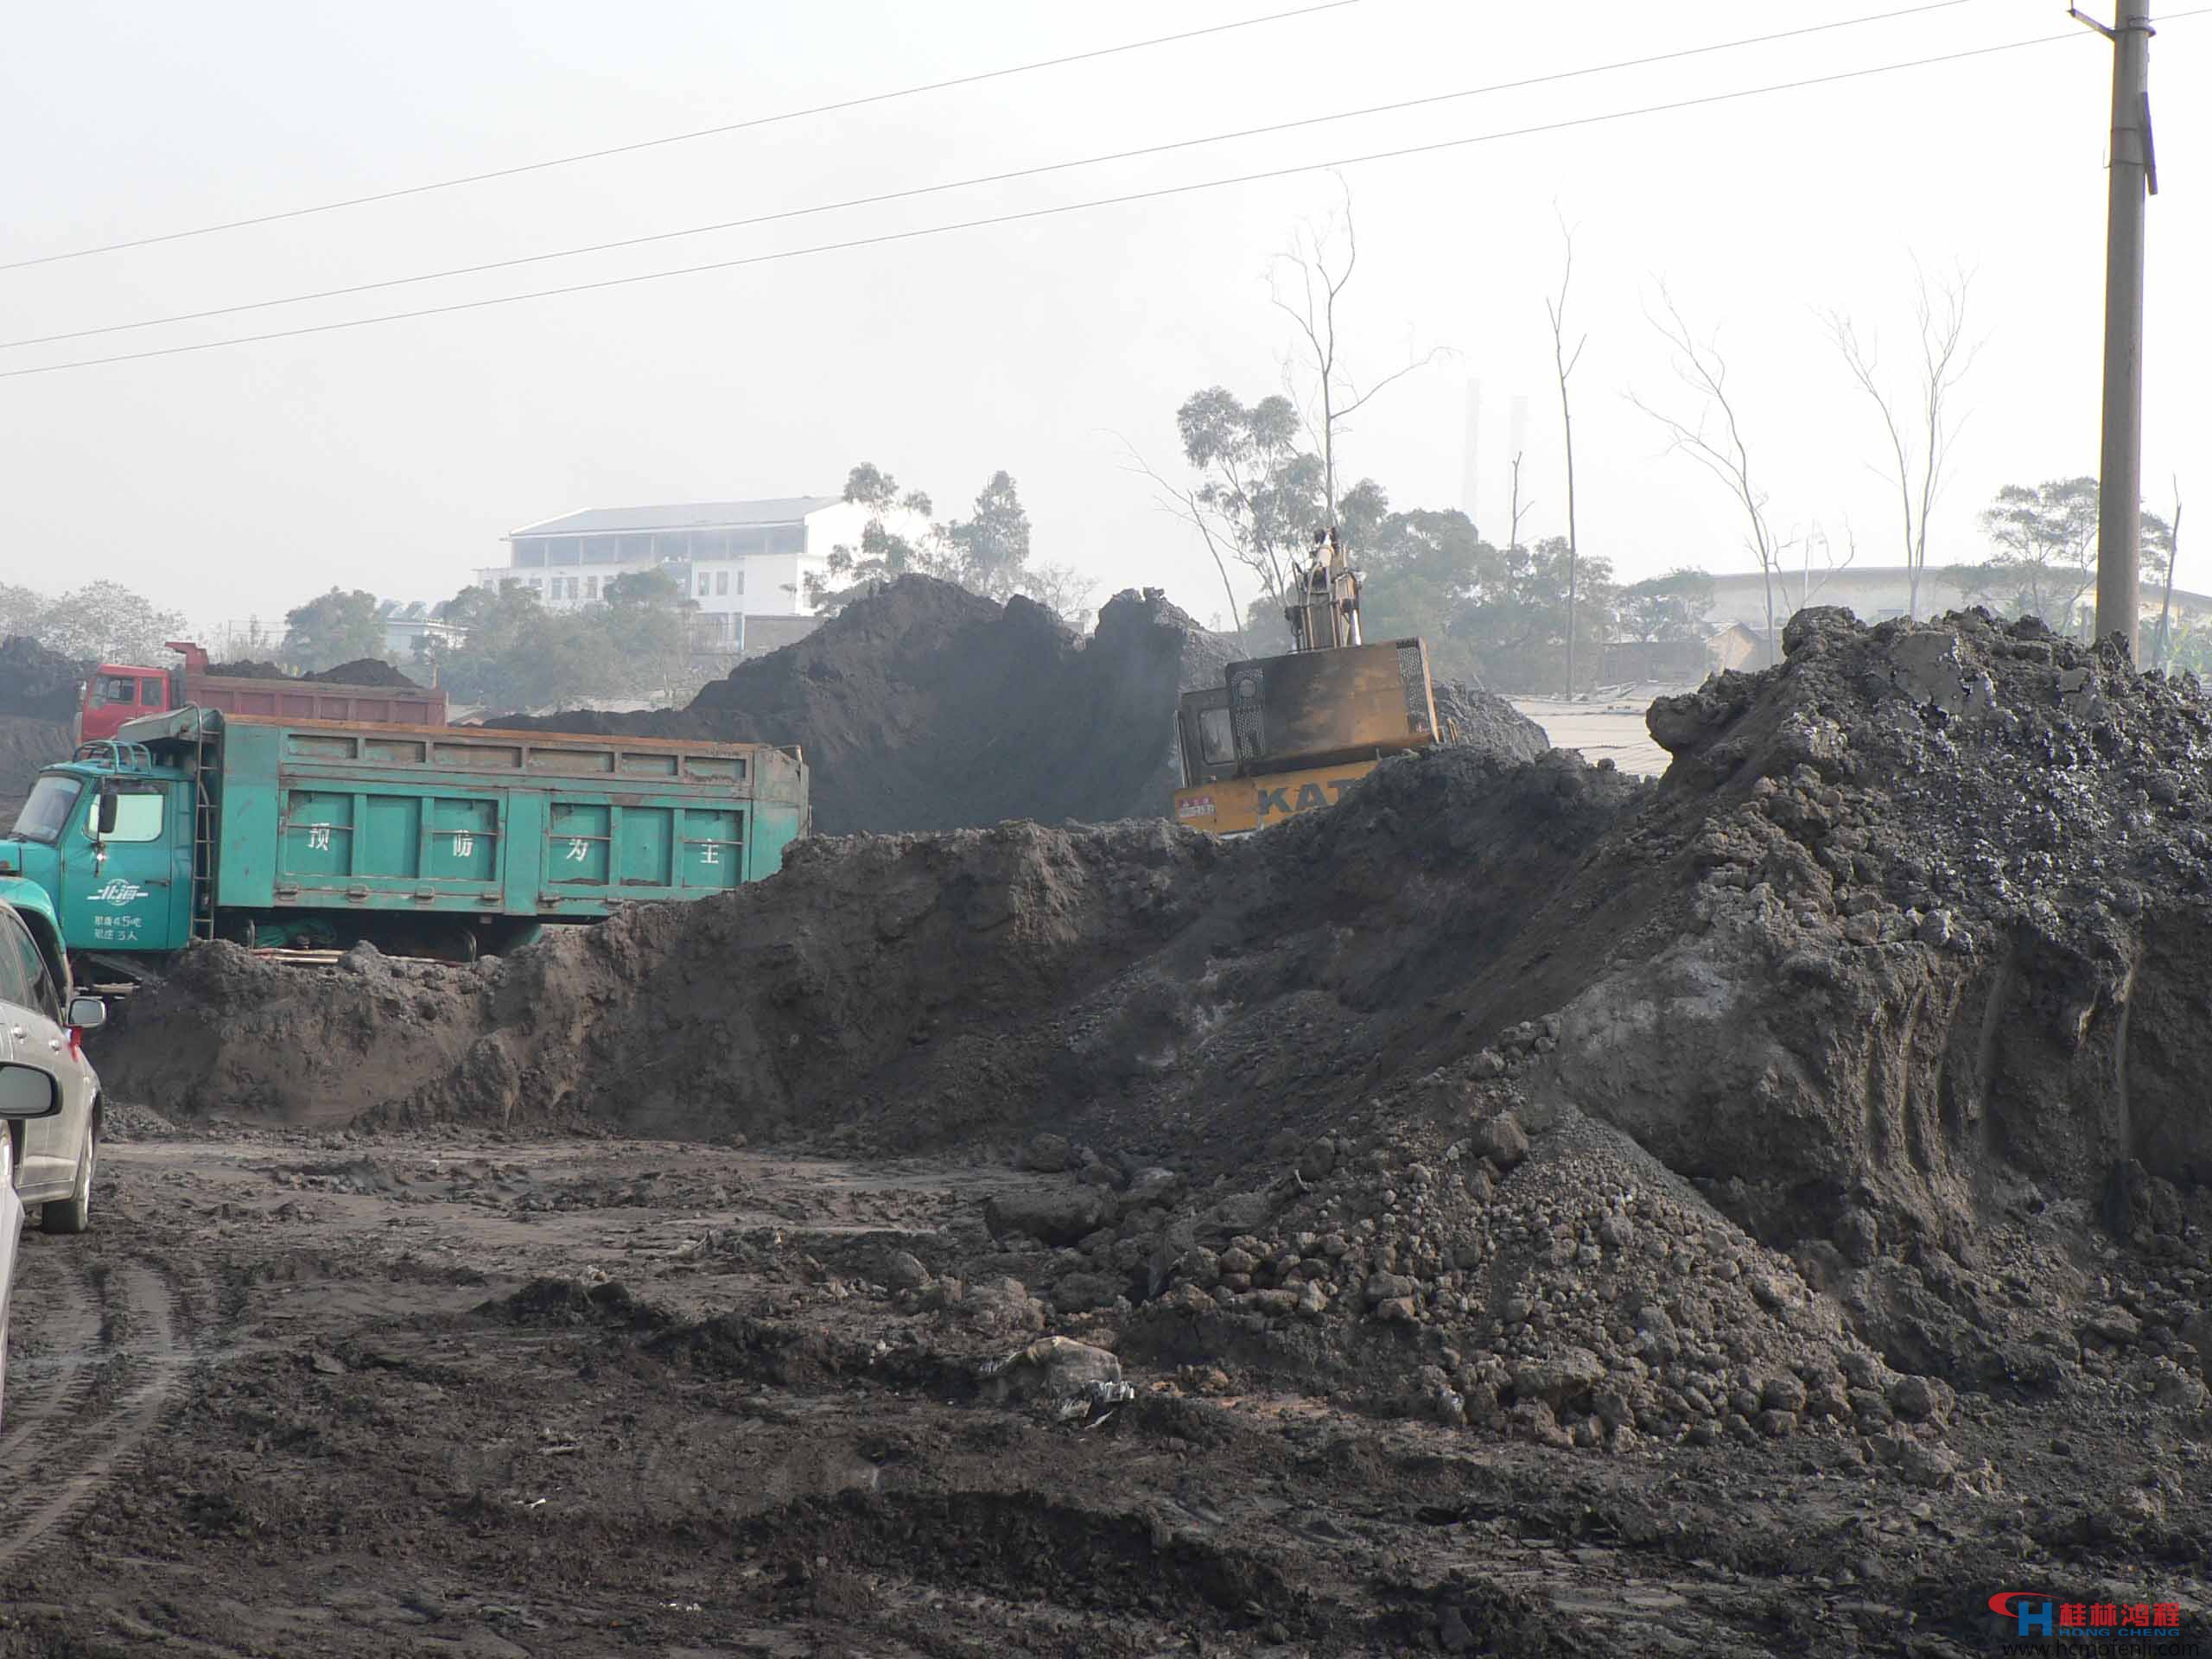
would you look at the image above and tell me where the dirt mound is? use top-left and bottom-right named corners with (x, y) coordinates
top-left (0, 714), bottom-right (73, 825)
top-left (207, 657), bottom-right (422, 688)
top-left (99, 748), bottom-right (1646, 1152)
top-left (311, 658), bottom-right (421, 687)
top-left (0, 636), bottom-right (87, 722)
top-left (98, 607), bottom-right (2212, 1419)
top-left (490, 577), bottom-right (1240, 835)
top-left (1433, 680), bottom-right (1550, 762)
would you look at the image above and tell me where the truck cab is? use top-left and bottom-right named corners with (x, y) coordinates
top-left (0, 745), bottom-right (195, 976)
top-left (76, 665), bottom-right (176, 746)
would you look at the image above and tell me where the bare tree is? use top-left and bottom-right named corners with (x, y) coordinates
top-left (1506, 452), bottom-right (1532, 558)
top-left (1547, 213), bottom-right (1588, 697)
top-left (1116, 439), bottom-right (1249, 653)
top-left (1629, 286), bottom-right (1786, 665)
top-left (2155, 477), bottom-right (2183, 669)
top-left (1268, 181), bottom-right (1448, 532)
top-left (1824, 266), bottom-right (1978, 620)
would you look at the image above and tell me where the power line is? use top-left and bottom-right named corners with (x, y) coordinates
top-left (0, 0), bottom-right (1995, 353)
top-left (4, 21), bottom-right (2195, 385)
top-left (0, 0), bottom-right (1368, 275)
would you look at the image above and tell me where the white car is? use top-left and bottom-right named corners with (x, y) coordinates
top-left (0, 897), bottom-right (104, 1235)
top-left (0, 1052), bottom-right (75, 1421)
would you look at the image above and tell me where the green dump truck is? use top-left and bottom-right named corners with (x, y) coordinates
top-left (0, 708), bottom-right (809, 978)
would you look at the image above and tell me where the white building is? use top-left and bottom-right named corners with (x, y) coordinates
top-left (474, 495), bottom-right (884, 649)
top-left (1699, 564), bottom-right (2212, 639)
top-left (379, 600), bottom-right (467, 660)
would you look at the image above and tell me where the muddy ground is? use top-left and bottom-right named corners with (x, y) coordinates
top-left (22, 607), bottom-right (2212, 1655)
top-left (0, 1123), bottom-right (2204, 1658)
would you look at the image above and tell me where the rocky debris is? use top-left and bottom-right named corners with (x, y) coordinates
top-left (1433, 679), bottom-right (1550, 762)
top-left (959, 1276), bottom-right (1047, 1338)
top-left (1471, 1112), bottom-right (1530, 1172)
top-left (1014, 1132), bottom-right (1071, 1173)
top-left (91, 604), bottom-right (2212, 1469)
top-left (983, 1187), bottom-right (1111, 1249)
top-left (1103, 1096), bottom-right (1958, 1456)
top-left (882, 1249), bottom-right (931, 1293)
top-left (978, 1336), bottom-right (1133, 1419)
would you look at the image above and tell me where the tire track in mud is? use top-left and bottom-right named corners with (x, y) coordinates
top-left (0, 1254), bottom-right (105, 1454)
top-left (0, 1259), bottom-right (192, 1570)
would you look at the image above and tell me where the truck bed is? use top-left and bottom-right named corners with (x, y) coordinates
top-left (198, 716), bottom-right (806, 921)
top-left (189, 677), bottom-right (446, 728)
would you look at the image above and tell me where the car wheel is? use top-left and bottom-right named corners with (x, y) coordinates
top-left (40, 1124), bottom-right (95, 1236)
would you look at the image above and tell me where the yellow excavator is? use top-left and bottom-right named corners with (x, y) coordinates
top-left (1173, 527), bottom-right (1442, 836)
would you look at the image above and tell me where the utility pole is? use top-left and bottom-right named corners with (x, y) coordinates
top-left (2075, 5), bottom-right (2157, 657)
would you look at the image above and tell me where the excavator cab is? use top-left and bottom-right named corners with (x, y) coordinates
top-left (1173, 524), bottom-right (1440, 836)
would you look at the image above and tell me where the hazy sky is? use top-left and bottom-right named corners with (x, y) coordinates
top-left (3, 0), bottom-right (2204, 638)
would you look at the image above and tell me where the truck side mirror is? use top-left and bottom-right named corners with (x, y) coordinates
top-left (67, 996), bottom-right (107, 1032)
top-left (97, 784), bottom-right (119, 836)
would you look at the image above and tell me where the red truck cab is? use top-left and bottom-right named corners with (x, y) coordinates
top-left (77, 664), bottom-right (175, 743)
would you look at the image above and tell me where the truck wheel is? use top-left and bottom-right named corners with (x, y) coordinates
top-left (40, 1126), bottom-right (96, 1236)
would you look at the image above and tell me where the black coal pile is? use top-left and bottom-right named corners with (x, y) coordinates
top-left (207, 656), bottom-right (422, 688)
top-left (1434, 679), bottom-right (1549, 762)
top-left (492, 578), bottom-right (1239, 836)
top-left (0, 715), bottom-right (72, 825)
top-left (100, 604), bottom-right (2212, 1481)
top-left (0, 636), bottom-right (88, 722)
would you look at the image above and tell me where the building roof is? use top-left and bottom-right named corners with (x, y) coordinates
top-left (1698, 563), bottom-right (2212, 608)
top-left (509, 497), bottom-right (841, 538)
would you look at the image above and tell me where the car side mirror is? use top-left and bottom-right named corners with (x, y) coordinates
top-left (97, 785), bottom-right (119, 836)
top-left (67, 996), bottom-right (106, 1032)
top-left (0, 1061), bottom-right (61, 1120)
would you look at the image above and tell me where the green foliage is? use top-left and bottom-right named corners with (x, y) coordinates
top-left (1177, 387), bottom-right (1327, 601)
top-left (419, 573), bottom-right (698, 710)
top-left (805, 464), bottom-right (939, 613)
top-left (1953, 477), bottom-right (2175, 631)
top-left (1228, 480), bottom-right (1618, 691)
top-left (1452, 537), bottom-right (1618, 693)
top-left (1339, 489), bottom-right (1499, 682)
top-left (937, 471), bottom-right (1033, 601)
top-left (808, 464), bottom-right (1089, 626)
top-left (283, 588), bottom-right (385, 671)
top-left (1, 580), bottom-right (189, 662)
top-left (1615, 569), bottom-right (1717, 643)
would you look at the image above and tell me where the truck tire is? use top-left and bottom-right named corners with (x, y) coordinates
top-left (40, 1125), bottom-right (96, 1236)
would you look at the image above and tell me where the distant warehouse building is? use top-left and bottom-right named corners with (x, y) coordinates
top-left (474, 495), bottom-right (887, 652)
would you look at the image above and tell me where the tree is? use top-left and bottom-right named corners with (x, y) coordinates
top-left (0, 585), bottom-right (47, 642)
top-left (420, 582), bottom-right (637, 710)
top-left (1825, 266), bottom-right (1978, 620)
top-left (1955, 477), bottom-right (2173, 631)
top-left (936, 472), bottom-right (1033, 601)
top-left (16, 581), bottom-right (189, 662)
top-left (601, 568), bottom-right (697, 700)
top-left (1268, 184), bottom-right (1446, 529)
top-left (2153, 480), bottom-right (2184, 669)
top-left (1547, 212), bottom-right (1588, 696)
top-left (1630, 287), bottom-right (1787, 664)
top-left (1019, 561), bottom-right (1097, 633)
top-left (1176, 386), bottom-right (1325, 609)
top-left (804, 464), bottom-right (940, 613)
top-left (1454, 537), bottom-right (1618, 693)
top-left (1615, 569), bottom-right (1717, 644)
top-left (283, 588), bottom-right (385, 671)
top-left (1335, 486), bottom-right (1500, 680)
